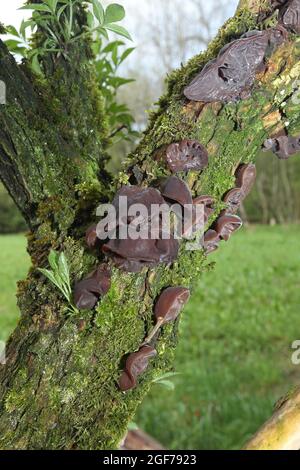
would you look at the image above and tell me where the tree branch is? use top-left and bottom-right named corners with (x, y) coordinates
top-left (0, 1), bottom-right (299, 450)
top-left (244, 387), bottom-right (300, 450)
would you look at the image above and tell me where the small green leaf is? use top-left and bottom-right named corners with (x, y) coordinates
top-left (102, 40), bottom-right (124, 53)
top-left (92, 0), bottom-right (105, 24)
top-left (57, 4), bottom-right (69, 21)
top-left (20, 20), bottom-right (32, 40)
top-left (128, 422), bottom-right (139, 431)
top-left (20, 4), bottom-right (52, 12)
top-left (38, 268), bottom-right (61, 291)
top-left (86, 11), bottom-right (95, 28)
top-left (104, 4), bottom-right (125, 24)
top-left (104, 24), bottom-right (132, 41)
top-left (48, 250), bottom-right (59, 271)
top-left (154, 372), bottom-right (180, 380)
top-left (155, 380), bottom-right (175, 391)
top-left (98, 27), bottom-right (109, 40)
top-left (31, 54), bottom-right (43, 75)
top-left (47, 0), bottom-right (59, 12)
top-left (120, 47), bottom-right (135, 64)
top-left (58, 252), bottom-right (71, 290)
top-left (6, 25), bottom-right (19, 37)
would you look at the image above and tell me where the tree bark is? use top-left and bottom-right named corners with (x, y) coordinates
top-left (0, 0), bottom-right (299, 450)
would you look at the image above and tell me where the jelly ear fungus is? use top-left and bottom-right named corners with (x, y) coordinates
top-left (184, 28), bottom-right (286, 103)
top-left (118, 346), bottom-right (157, 392)
top-left (164, 140), bottom-right (209, 173)
top-left (223, 163), bottom-right (256, 214)
top-left (264, 135), bottom-right (300, 160)
top-left (144, 287), bottom-right (190, 345)
top-left (74, 265), bottom-right (111, 310)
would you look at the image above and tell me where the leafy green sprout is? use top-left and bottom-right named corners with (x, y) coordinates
top-left (4, 0), bottom-right (132, 74)
top-left (93, 39), bottom-right (139, 143)
top-left (38, 250), bottom-right (79, 315)
top-left (4, 0), bottom-right (139, 143)
top-left (152, 372), bottom-right (181, 391)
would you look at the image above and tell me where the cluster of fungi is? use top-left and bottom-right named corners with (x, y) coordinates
top-left (71, 0), bottom-right (300, 392)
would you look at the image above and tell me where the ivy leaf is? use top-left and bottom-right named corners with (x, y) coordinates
top-left (104, 24), bottom-right (132, 41)
top-left (104, 4), bottom-right (125, 24)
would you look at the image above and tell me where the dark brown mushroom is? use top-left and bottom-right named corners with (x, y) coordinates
top-left (193, 195), bottom-right (215, 222)
top-left (181, 195), bottom-right (215, 239)
top-left (154, 286), bottom-right (190, 323)
top-left (203, 229), bottom-right (220, 254)
top-left (165, 140), bottom-right (209, 173)
top-left (119, 346), bottom-right (157, 392)
top-left (223, 188), bottom-right (244, 214)
top-left (85, 224), bottom-right (99, 249)
top-left (236, 163), bottom-right (257, 198)
top-left (73, 264), bottom-right (111, 310)
top-left (160, 176), bottom-right (193, 206)
top-left (263, 135), bottom-right (300, 159)
top-left (144, 287), bottom-right (190, 344)
top-left (102, 185), bottom-right (180, 273)
top-left (223, 163), bottom-right (256, 214)
top-left (184, 28), bottom-right (286, 103)
top-left (156, 237), bottom-right (180, 264)
top-left (279, 0), bottom-right (300, 34)
top-left (214, 214), bottom-right (243, 241)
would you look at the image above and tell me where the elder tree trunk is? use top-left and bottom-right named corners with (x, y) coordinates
top-left (0, 0), bottom-right (299, 449)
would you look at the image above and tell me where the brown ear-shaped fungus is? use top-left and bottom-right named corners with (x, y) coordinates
top-left (74, 264), bottom-right (111, 310)
top-left (184, 28), bottom-right (286, 103)
top-left (160, 176), bottom-right (193, 206)
top-left (119, 346), bottom-right (157, 392)
top-left (203, 229), bottom-right (220, 254)
top-left (279, 0), bottom-right (300, 34)
top-left (85, 224), bottom-right (99, 249)
top-left (264, 135), bottom-right (300, 159)
top-left (165, 140), bottom-right (209, 173)
top-left (154, 287), bottom-right (190, 324)
top-left (223, 163), bottom-right (256, 214)
top-left (214, 214), bottom-right (243, 241)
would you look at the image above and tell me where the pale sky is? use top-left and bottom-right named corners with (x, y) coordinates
top-left (0, 1), bottom-right (31, 26)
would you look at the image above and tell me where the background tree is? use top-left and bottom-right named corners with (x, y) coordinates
top-left (0, 0), bottom-right (299, 450)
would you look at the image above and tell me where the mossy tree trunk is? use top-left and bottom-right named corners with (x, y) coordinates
top-left (0, 0), bottom-right (299, 449)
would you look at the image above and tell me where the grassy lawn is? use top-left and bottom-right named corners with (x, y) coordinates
top-left (0, 234), bottom-right (29, 341)
top-left (0, 226), bottom-right (300, 449)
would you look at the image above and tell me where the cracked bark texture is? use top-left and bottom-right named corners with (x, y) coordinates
top-left (0, 0), bottom-right (299, 449)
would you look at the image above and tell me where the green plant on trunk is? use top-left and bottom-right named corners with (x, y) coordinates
top-left (38, 250), bottom-right (79, 315)
top-left (4, 0), bottom-right (131, 74)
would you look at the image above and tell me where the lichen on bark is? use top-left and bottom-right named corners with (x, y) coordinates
top-left (0, 0), bottom-right (299, 450)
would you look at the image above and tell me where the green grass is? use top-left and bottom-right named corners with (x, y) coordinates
top-left (0, 226), bottom-right (300, 450)
top-left (0, 235), bottom-right (29, 341)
